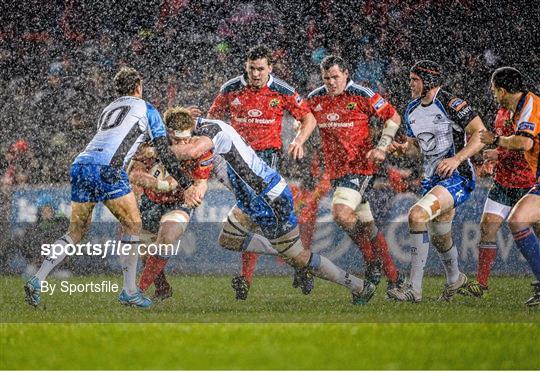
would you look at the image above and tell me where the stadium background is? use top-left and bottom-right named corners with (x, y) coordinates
top-left (1, 1), bottom-right (539, 370)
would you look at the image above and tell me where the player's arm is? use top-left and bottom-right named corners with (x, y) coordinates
top-left (367, 95), bottom-right (402, 163)
top-left (170, 136), bottom-right (214, 160)
top-left (480, 127), bottom-right (534, 151)
top-left (288, 112), bottom-right (317, 160)
top-left (184, 178), bottom-right (209, 208)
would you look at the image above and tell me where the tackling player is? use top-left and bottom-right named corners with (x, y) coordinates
top-left (166, 111), bottom-right (377, 304)
top-left (208, 45), bottom-right (317, 299)
top-left (127, 107), bottom-right (212, 300)
top-left (386, 60), bottom-right (486, 302)
top-left (479, 67), bottom-right (540, 306)
top-left (465, 106), bottom-right (535, 297)
top-left (24, 67), bottom-right (192, 308)
top-left (306, 55), bottom-right (403, 290)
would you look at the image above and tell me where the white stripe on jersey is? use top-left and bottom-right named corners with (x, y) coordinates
top-left (349, 82), bottom-right (375, 97)
top-left (518, 95), bottom-right (533, 123)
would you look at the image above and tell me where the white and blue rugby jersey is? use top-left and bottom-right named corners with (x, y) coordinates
top-left (404, 88), bottom-right (478, 179)
top-left (194, 118), bottom-right (278, 194)
top-left (73, 96), bottom-right (167, 168)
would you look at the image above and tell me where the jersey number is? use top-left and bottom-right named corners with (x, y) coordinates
top-left (98, 106), bottom-right (130, 130)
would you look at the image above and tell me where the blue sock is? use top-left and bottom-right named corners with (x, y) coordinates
top-left (513, 228), bottom-right (540, 280)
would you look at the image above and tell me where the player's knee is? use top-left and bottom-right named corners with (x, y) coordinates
top-left (332, 205), bottom-right (357, 230)
top-left (409, 205), bottom-right (430, 225)
top-left (270, 227), bottom-right (304, 261)
top-left (218, 213), bottom-right (249, 251)
top-left (480, 220), bottom-right (499, 242)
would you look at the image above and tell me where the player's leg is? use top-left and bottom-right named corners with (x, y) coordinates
top-left (292, 184), bottom-right (319, 294)
top-left (332, 186), bottom-right (378, 282)
top-left (25, 201), bottom-right (95, 307)
top-left (104, 191), bottom-right (152, 307)
top-left (257, 184), bottom-right (375, 304)
top-left (219, 206), bottom-right (278, 300)
top-left (388, 185), bottom-right (455, 302)
top-left (507, 191), bottom-right (540, 306)
top-left (355, 201), bottom-right (402, 289)
top-left (139, 208), bottom-right (190, 300)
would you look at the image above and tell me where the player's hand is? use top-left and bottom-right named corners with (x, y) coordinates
top-left (483, 149), bottom-right (498, 162)
top-left (367, 148), bottom-right (386, 164)
top-left (184, 185), bottom-right (203, 208)
top-left (288, 140), bottom-right (304, 160)
top-left (479, 130), bottom-right (496, 145)
top-left (185, 105), bottom-right (202, 118)
top-left (387, 141), bottom-right (408, 156)
top-left (436, 156), bottom-right (461, 178)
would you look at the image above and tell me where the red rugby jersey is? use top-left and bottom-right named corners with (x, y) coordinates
top-left (208, 74), bottom-right (311, 151)
top-left (307, 81), bottom-right (396, 180)
top-left (144, 150), bottom-right (213, 204)
top-left (493, 107), bottom-right (535, 188)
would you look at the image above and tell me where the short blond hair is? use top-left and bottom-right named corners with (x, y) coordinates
top-left (163, 107), bottom-right (194, 131)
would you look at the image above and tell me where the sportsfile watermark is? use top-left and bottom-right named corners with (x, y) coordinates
top-left (40, 240), bottom-right (180, 259)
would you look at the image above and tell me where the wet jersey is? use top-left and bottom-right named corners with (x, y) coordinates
top-left (404, 88), bottom-right (477, 179)
top-left (514, 91), bottom-right (540, 183)
top-left (73, 96), bottom-right (166, 168)
top-left (194, 118), bottom-right (278, 194)
top-left (307, 80), bottom-right (396, 180)
top-left (143, 150), bottom-right (213, 205)
top-left (208, 74), bottom-right (311, 151)
top-left (492, 107), bottom-right (535, 188)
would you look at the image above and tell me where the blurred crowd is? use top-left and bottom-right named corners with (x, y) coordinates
top-left (1, 0), bottom-right (539, 190)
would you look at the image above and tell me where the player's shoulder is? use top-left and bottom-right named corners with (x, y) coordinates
top-left (220, 75), bottom-right (244, 94)
top-left (345, 82), bottom-right (376, 98)
top-left (307, 85), bottom-right (327, 99)
top-left (405, 98), bottom-right (422, 114)
top-left (268, 75), bottom-right (296, 96)
top-left (436, 89), bottom-right (466, 111)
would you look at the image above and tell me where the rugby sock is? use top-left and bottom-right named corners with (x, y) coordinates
top-left (438, 245), bottom-right (460, 284)
top-left (242, 233), bottom-right (279, 255)
top-left (372, 231), bottom-right (399, 282)
top-left (118, 236), bottom-right (140, 295)
top-left (410, 231), bottom-right (429, 293)
top-left (154, 269), bottom-right (169, 291)
top-left (35, 234), bottom-right (74, 281)
top-left (308, 253), bottom-right (364, 293)
top-left (297, 189), bottom-right (319, 251)
top-left (241, 252), bottom-right (259, 285)
top-left (477, 242), bottom-right (497, 287)
top-left (349, 222), bottom-right (376, 263)
top-left (139, 255), bottom-right (169, 292)
top-left (513, 228), bottom-right (540, 280)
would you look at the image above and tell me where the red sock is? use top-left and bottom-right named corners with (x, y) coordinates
top-left (372, 231), bottom-right (399, 282)
top-left (139, 256), bottom-right (169, 292)
top-left (241, 252), bottom-right (258, 285)
top-left (350, 226), bottom-right (376, 263)
top-left (477, 243), bottom-right (497, 287)
top-left (298, 189), bottom-right (319, 251)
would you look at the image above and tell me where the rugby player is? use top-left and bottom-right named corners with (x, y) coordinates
top-left (127, 107), bottom-right (213, 300)
top-left (208, 45), bottom-right (317, 299)
top-left (479, 67), bottom-right (540, 306)
top-left (306, 55), bottom-right (403, 290)
top-left (166, 111), bottom-right (377, 304)
top-left (465, 106), bottom-right (535, 297)
top-left (24, 67), bottom-right (192, 308)
top-left (386, 60), bottom-right (486, 302)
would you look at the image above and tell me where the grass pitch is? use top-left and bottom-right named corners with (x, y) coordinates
top-left (1, 275), bottom-right (539, 369)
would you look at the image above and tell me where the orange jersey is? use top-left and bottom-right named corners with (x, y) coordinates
top-left (514, 91), bottom-right (540, 182)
